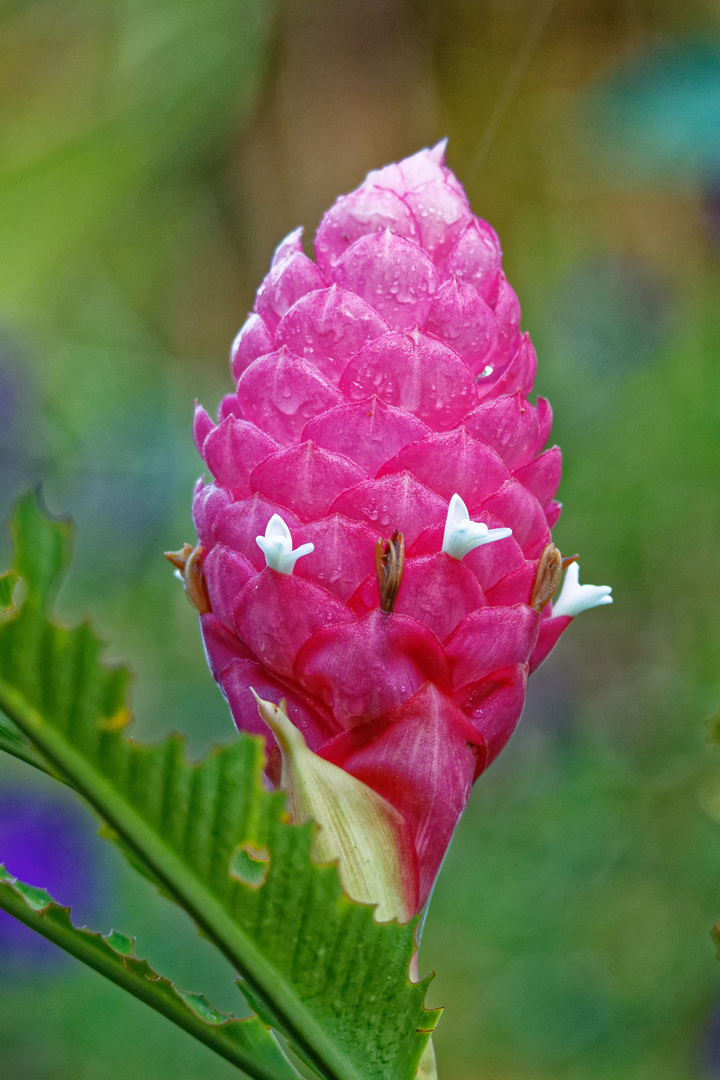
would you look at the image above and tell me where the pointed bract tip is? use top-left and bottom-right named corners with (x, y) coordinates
top-left (428, 138), bottom-right (448, 164)
top-left (271, 226), bottom-right (305, 269)
top-left (252, 692), bottom-right (417, 922)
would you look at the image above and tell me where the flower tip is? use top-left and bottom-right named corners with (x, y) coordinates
top-left (270, 226), bottom-right (305, 269)
top-left (429, 137), bottom-right (448, 164)
top-left (252, 690), bottom-right (305, 756)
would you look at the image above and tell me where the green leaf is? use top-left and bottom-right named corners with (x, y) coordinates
top-left (0, 865), bottom-right (301, 1080)
top-left (0, 567), bottom-right (18, 612)
top-left (0, 493), bottom-right (440, 1080)
top-left (0, 719), bottom-right (62, 780)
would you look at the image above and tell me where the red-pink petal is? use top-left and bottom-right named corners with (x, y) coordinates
top-left (462, 391), bottom-right (540, 470)
top-left (303, 397), bottom-right (430, 476)
top-left (202, 544), bottom-right (255, 629)
top-left (230, 313), bottom-right (274, 383)
top-left (545, 500), bottom-right (562, 529)
top-left (202, 417), bottom-right (279, 497)
top-left (254, 229), bottom-right (326, 332)
top-left (484, 562), bottom-right (536, 607)
top-left (478, 479), bottom-right (549, 554)
top-left (348, 554), bottom-right (485, 641)
top-left (514, 445), bottom-right (562, 509)
top-left (213, 494), bottom-right (301, 569)
top-left (493, 274), bottom-right (521, 349)
top-left (193, 403), bottom-right (215, 455)
top-left (193, 481), bottom-right (233, 548)
top-left (378, 427), bottom-right (508, 505)
top-left (250, 441), bottom-right (364, 523)
top-left (332, 231), bottom-right (439, 330)
top-left (275, 285), bottom-right (388, 385)
top-left (235, 568), bottom-right (353, 679)
top-left (270, 227), bottom-right (305, 268)
top-left (424, 277), bottom-right (497, 372)
top-left (536, 396), bottom-right (553, 447)
top-left (477, 333), bottom-right (537, 402)
top-left (330, 472), bottom-right (447, 547)
top-left (339, 328), bottom-right (477, 432)
top-left (293, 514), bottom-right (378, 602)
top-left (200, 613), bottom-right (252, 680)
top-left (220, 657), bottom-right (337, 751)
top-left (453, 664), bottom-right (528, 765)
top-left (370, 143), bottom-right (454, 195)
top-left (296, 609), bottom-right (451, 727)
top-left (529, 614), bottom-right (572, 672)
top-left (237, 347), bottom-right (342, 445)
top-left (404, 180), bottom-right (473, 269)
top-left (445, 218), bottom-right (503, 304)
top-left (321, 682), bottom-right (484, 906)
top-left (217, 393), bottom-right (244, 422)
top-left (315, 186), bottom-right (419, 276)
top-left (393, 553), bottom-right (486, 640)
top-left (445, 604), bottom-right (540, 690)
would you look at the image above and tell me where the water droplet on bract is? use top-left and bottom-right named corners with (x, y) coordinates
top-left (399, 684), bottom-right (407, 693)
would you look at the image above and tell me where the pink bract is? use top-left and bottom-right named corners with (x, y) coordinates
top-left (191, 143), bottom-right (573, 912)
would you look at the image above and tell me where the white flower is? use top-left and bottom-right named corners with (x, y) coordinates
top-left (256, 514), bottom-right (314, 574)
top-left (552, 561), bottom-right (613, 618)
top-left (442, 493), bottom-right (512, 561)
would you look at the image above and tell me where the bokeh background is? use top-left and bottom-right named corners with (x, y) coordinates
top-left (1, 0), bottom-right (720, 1077)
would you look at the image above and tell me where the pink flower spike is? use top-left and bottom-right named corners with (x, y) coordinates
top-left (442, 493), bottom-right (512, 560)
top-left (174, 143), bottom-right (613, 919)
top-left (255, 514), bottom-right (314, 574)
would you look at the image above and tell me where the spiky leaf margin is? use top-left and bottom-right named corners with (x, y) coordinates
top-left (0, 494), bottom-right (440, 1080)
top-left (0, 865), bottom-right (300, 1080)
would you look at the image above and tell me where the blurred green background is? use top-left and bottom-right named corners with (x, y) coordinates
top-left (2, 0), bottom-right (720, 1077)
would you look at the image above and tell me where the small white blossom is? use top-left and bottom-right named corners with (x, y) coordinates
top-left (552, 561), bottom-right (613, 618)
top-left (442, 493), bottom-right (512, 561)
top-left (256, 514), bottom-right (314, 574)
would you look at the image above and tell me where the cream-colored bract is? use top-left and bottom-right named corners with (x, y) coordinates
top-left (252, 691), bottom-right (414, 924)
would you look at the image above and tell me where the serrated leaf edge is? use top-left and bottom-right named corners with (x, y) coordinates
top-left (0, 865), bottom-right (302, 1080)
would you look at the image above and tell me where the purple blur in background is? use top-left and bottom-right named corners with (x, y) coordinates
top-left (0, 786), bottom-right (104, 969)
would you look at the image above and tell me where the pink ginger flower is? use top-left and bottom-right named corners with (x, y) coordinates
top-left (175, 143), bottom-right (612, 915)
